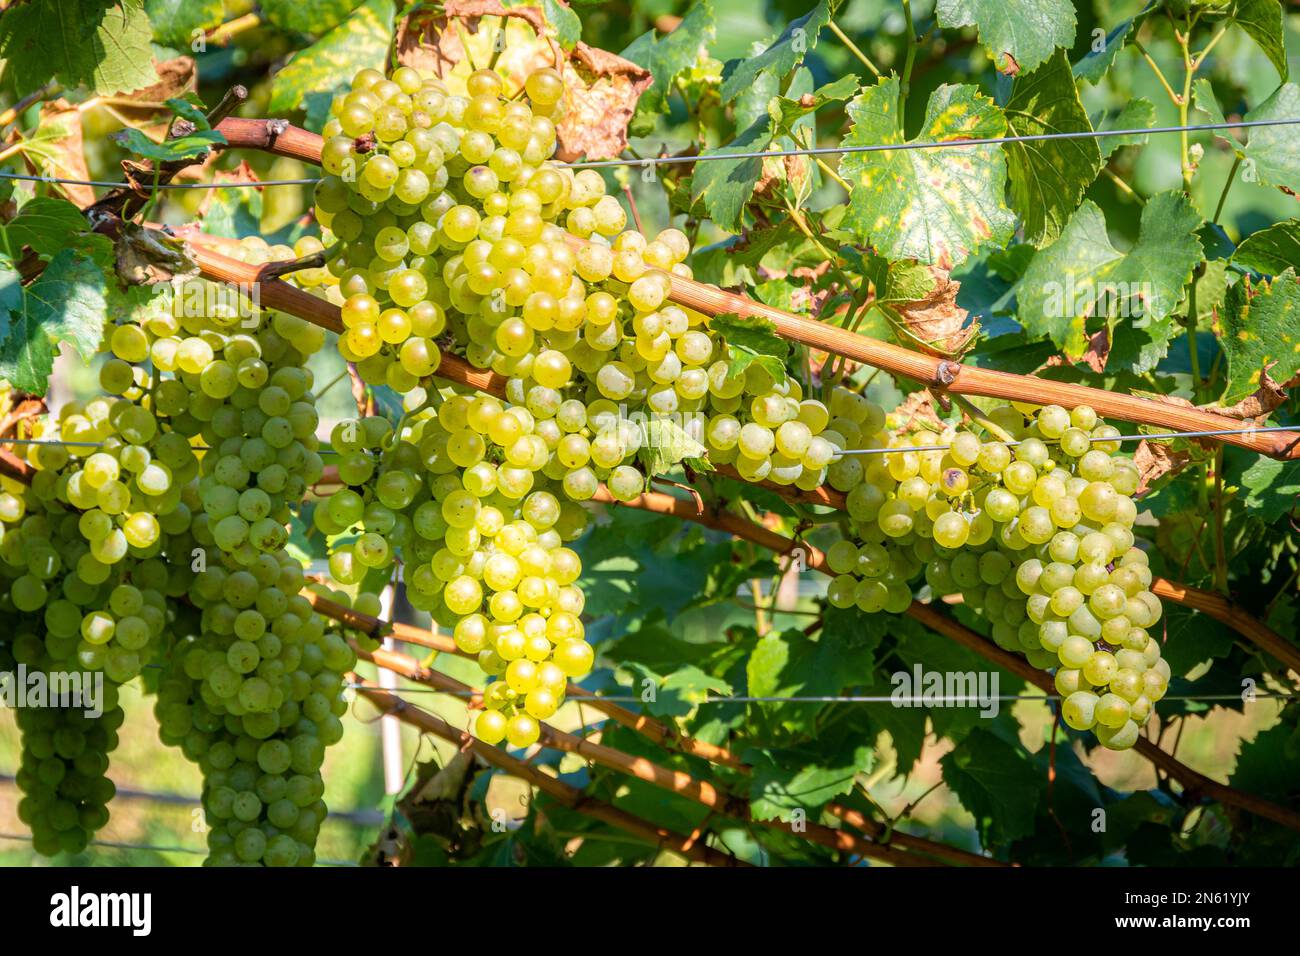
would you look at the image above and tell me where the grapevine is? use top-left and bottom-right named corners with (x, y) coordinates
top-left (0, 0), bottom-right (1295, 874)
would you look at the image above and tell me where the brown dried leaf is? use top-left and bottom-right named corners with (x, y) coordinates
top-left (30, 99), bottom-right (94, 206)
top-left (107, 56), bottom-right (198, 109)
top-left (394, 1), bottom-right (650, 161)
top-left (1204, 362), bottom-right (1300, 421)
top-left (553, 42), bottom-right (652, 161)
top-left (1081, 326), bottom-right (1110, 374)
top-left (195, 161), bottom-right (263, 219)
top-left (890, 267), bottom-right (977, 357)
top-left (998, 52), bottom-right (1021, 76)
top-left (1134, 440), bottom-right (1190, 496)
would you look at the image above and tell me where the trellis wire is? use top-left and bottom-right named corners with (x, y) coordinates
top-left (0, 831), bottom-right (359, 865)
top-left (835, 424), bottom-right (1300, 456)
top-left (1, 424), bottom-right (1295, 457)
top-left (0, 117), bottom-right (1294, 190)
top-left (344, 683), bottom-right (1294, 705)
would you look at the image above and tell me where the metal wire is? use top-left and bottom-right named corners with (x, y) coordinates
top-left (3, 424), bottom-right (1291, 456)
top-left (347, 683), bottom-right (1295, 705)
top-left (0, 117), bottom-right (1294, 189)
top-left (835, 424), bottom-right (1300, 457)
top-left (0, 831), bottom-right (360, 865)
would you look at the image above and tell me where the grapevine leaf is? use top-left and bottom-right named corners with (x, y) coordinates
top-left (717, 0), bottom-right (835, 104)
top-left (746, 625), bottom-right (881, 733)
top-left (768, 74), bottom-right (859, 129)
top-left (1073, 16), bottom-right (1136, 84)
top-left (621, 0), bottom-right (715, 114)
top-left (540, 0), bottom-right (581, 49)
top-left (145, 0), bottom-right (225, 47)
top-left (940, 728), bottom-right (1044, 843)
top-left (709, 312), bottom-right (790, 383)
top-left (2, 198), bottom-right (90, 258)
top-left (842, 78), bottom-right (1016, 269)
top-left (1233, 0), bottom-right (1288, 82)
top-left (1095, 97), bottom-right (1156, 160)
top-left (268, 0), bottom-right (395, 131)
top-left (1218, 270), bottom-right (1300, 406)
top-left (935, 0), bottom-right (1076, 73)
top-left (621, 662), bottom-right (731, 719)
top-left (0, 308), bottom-right (53, 394)
top-left (744, 740), bottom-right (874, 822)
top-left (1231, 723), bottom-right (1300, 802)
top-left (1233, 218), bottom-right (1300, 275)
top-left (259, 0), bottom-right (366, 35)
top-left (1158, 604), bottom-right (1234, 675)
top-left (1003, 49), bottom-right (1101, 247)
top-left (1191, 76), bottom-right (1227, 126)
top-left (164, 96), bottom-right (210, 130)
top-left (1228, 82), bottom-right (1300, 196)
top-left (636, 418), bottom-right (708, 479)
top-left (689, 115), bottom-right (773, 233)
top-left (0, 0), bottom-right (159, 96)
top-left (113, 126), bottom-right (226, 161)
top-left (1017, 192), bottom-right (1203, 361)
top-left (22, 249), bottom-right (109, 362)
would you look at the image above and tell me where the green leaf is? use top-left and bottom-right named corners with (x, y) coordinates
top-left (268, 0), bottom-right (395, 131)
top-left (745, 741), bottom-right (874, 822)
top-left (1233, 0), bottom-right (1288, 82)
top-left (23, 249), bottom-right (109, 362)
top-left (1191, 77), bottom-right (1227, 126)
top-left (718, 0), bottom-right (835, 104)
top-left (768, 74), bottom-right (859, 129)
top-left (941, 728), bottom-right (1045, 843)
top-left (1231, 722), bottom-right (1300, 801)
top-left (1096, 97), bottom-right (1156, 160)
top-left (842, 78), bottom-right (1016, 269)
top-left (1218, 270), bottom-right (1300, 406)
top-left (636, 417), bottom-right (708, 478)
top-left (1003, 49), bottom-right (1101, 246)
top-left (0, 0), bottom-right (159, 96)
top-left (622, 1), bottom-right (715, 114)
top-left (1232, 83), bottom-right (1300, 196)
top-left (746, 623), bottom-right (885, 733)
top-left (709, 312), bottom-right (790, 383)
top-left (145, 0), bottom-right (224, 46)
top-left (113, 127), bottom-right (226, 161)
top-left (624, 662), bottom-right (732, 719)
top-left (1233, 219), bottom-right (1300, 275)
top-left (165, 96), bottom-right (210, 130)
top-left (2, 198), bottom-right (89, 258)
top-left (259, 0), bottom-right (365, 35)
top-left (1159, 604), bottom-right (1235, 675)
top-left (689, 115), bottom-right (773, 234)
top-left (935, 0), bottom-right (1076, 73)
top-left (1241, 455), bottom-right (1300, 523)
top-left (541, 0), bottom-right (581, 50)
top-left (1017, 191), bottom-right (1203, 360)
top-left (1073, 16), bottom-right (1135, 84)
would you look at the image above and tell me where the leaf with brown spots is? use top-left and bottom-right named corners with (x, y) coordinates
top-left (1218, 269), bottom-right (1300, 407)
top-left (842, 77), bottom-right (1016, 269)
top-left (1134, 440), bottom-right (1190, 496)
top-left (22, 99), bottom-right (95, 206)
top-left (552, 42), bottom-right (652, 162)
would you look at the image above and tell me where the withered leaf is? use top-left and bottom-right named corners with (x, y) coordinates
top-left (1134, 440), bottom-right (1190, 496)
top-left (888, 266), bottom-right (977, 357)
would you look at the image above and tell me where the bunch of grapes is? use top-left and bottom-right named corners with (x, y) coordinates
top-left (0, 622), bottom-right (122, 857)
top-left (155, 577), bottom-right (355, 867)
top-left (313, 404), bottom-right (593, 749)
top-left (838, 402), bottom-right (1165, 750)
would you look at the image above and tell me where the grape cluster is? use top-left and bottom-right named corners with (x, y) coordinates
top-left (154, 564), bottom-right (355, 866)
top-left (0, 626), bottom-right (122, 857)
